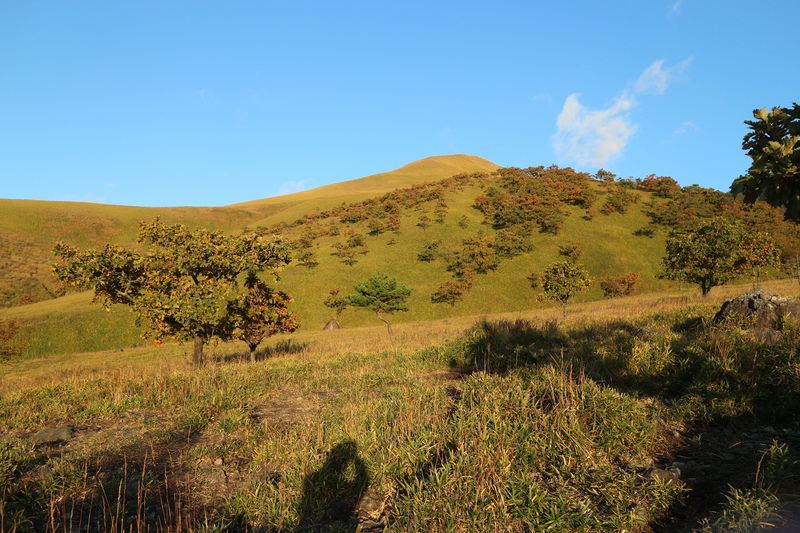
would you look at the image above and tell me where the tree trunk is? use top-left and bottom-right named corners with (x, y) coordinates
top-left (193, 333), bottom-right (205, 366)
top-left (249, 345), bottom-right (257, 363)
top-left (375, 310), bottom-right (393, 335)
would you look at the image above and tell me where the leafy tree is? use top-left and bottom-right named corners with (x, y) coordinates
top-left (416, 215), bottom-right (431, 231)
top-left (558, 241), bottom-right (583, 262)
top-left (343, 271), bottom-right (413, 334)
top-left (595, 168), bottom-right (617, 185)
top-left (296, 248), bottom-right (318, 269)
top-left (600, 273), bottom-right (641, 299)
top-left (494, 224), bottom-right (534, 259)
top-left (323, 288), bottom-right (347, 316)
top-left (735, 231), bottom-right (782, 287)
top-left (226, 278), bottom-right (298, 361)
top-left (53, 219), bottom-right (293, 366)
top-left (731, 104), bottom-right (800, 220)
top-left (430, 281), bottom-right (465, 307)
top-left (448, 236), bottom-right (499, 276)
top-left (417, 240), bottom-right (440, 262)
top-left (660, 217), bottom-right (748, 297)
top-left (531, 260), bottom-right (592, 318)
top-left (601, 186), bottom-right (638, 215)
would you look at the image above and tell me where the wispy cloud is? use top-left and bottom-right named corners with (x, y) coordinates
top-left (669, 0), bottom-right (684, 15)
top-left (552, 92), bottom-right (637, 167)
top-left (278, 180), bottom-right (307, 196)
top-left (552, 57), bottom-right (692, 167)
top-left (672, 120), bottom-right (698, 137)
top-left (531, 92), bottom-right (553, 104)
top-left (634, 57), bottom-right (693, 95)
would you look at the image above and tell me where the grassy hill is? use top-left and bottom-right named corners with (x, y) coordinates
top-left (3, 156), bottom-right (800, 531)
top-left (1, 157), bottom-right (684, 359)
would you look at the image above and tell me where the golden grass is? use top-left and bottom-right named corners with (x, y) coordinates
top-left (4, 278), bottom-right (793, 396)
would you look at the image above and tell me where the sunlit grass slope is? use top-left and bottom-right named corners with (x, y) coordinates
top-left (233, 154), bottom-right (501, 228)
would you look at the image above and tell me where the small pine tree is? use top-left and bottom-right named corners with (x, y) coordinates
top-left (344, 271), bottom-right (413, 334)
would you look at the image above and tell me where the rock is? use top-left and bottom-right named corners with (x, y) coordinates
top-left (714, 288), bottom-right (800, 329)
top-left (214, 457), bottom-right (224, 466)
top-left (649, 467), bottom-right (683, 487)
top-left (356, 486), bottom-right (384, 518)
top-left (322, 318), bottom-right (340, 331)
top-left (746, 327), bottom-right (783, 345)
top-left (31, 426), bottom-right (73, 445)
top-left (632, 326), bottom-right (660, 338)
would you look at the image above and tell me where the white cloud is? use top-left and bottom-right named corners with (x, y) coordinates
top-left (551, 57), bottom-right (693, 167)
top-left (277, 180), bottom-right (307, 196)
top-left (672, 120), bottom-right (698, 137)
top-left (669, 0), bottom-right (684, 14)
top-left (634, 57), bottom-right (693, 95)
top-left (552, 92), bottom-right (637, 167)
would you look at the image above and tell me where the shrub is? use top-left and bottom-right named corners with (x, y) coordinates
top-left (600, 273), bottom-right (641, 298)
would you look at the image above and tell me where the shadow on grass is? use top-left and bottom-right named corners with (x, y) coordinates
top-left (216, 339), bottom-right (308, 364)
top-left (448, 313), bottom-right (800, 531)
top-left (296, 440), bottom-right (369, 532)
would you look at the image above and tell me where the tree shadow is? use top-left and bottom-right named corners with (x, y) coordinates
top-left (216, 339), bottom-right (308, 364)
top-left (296, 440), bottom-right (369, 532)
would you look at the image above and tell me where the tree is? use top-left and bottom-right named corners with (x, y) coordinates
top-left (343, 271), bottom-right (413, 334)
top-left (53, 219), bottom-right (293, 366)
top-left (731, 104), bottom-right (800, 220)
top-left (735, 231), bottom-right (782, 287)
top-left (323, 288), bottom-right (347, 316)
top-left (531, 260), bottom-right (592, 318)
top-left (226, 278), bottom-right (298, 361)
top-left (660, 217), bottom-right (748, 297)
top-left (600, 273), bottom-right (641, 299)
top-left (430, 281), bottom-right (465, 307)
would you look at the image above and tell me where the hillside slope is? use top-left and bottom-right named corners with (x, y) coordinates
top-left (0, 155), bottom-right (498, 307)
top-left (2, 163), bottom-right (686, 358)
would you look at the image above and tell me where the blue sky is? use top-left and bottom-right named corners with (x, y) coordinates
top-left (2, 1), bottom-right (798, 207)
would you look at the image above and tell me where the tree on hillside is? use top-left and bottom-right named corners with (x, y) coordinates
top-left (343, 271), bottom-right (413, 334)
top-left (531, 260), bottom-right (592, 319)
top-left (735, 231), bottom-right (782, 287)
top-left (53, 219), bottom-right (294, 366)
top-left (226, 277), bottom-right (298, 362)
top-left (660, 217), bottom-right (749, 297)
top-left (731, 104), bottom-right (800, 220)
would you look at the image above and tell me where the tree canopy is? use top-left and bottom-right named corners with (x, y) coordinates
top-left (731, 103), bottom-right (800, 220)
top-left (53, 219), bottom-right (295, 365)
top-left (343, 271), bottom-right (413, 334)
top-left (532, 259), bottom-right (592, 318)
top-left (659, 217), bottom-right (779, 297)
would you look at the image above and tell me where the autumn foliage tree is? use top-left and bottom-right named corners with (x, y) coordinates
top-left (53, 219), bottom-right (294, 366)
top-left (735, 232), bottom-right (782, 287)
top-left (531, 260), bottom-right (592, 318)
top-left (660, 217), bottom-right (749, 297)
top-left (226, 277), bottom-right (298, 361)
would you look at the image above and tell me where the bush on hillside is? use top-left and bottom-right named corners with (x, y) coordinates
top-left (600, 273), bottom-right (641, 298)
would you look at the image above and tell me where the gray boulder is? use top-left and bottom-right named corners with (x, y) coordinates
top-left (31, 426), bottom-right (73, 445)
top-left (713, 288), bottom-right (800, 328)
